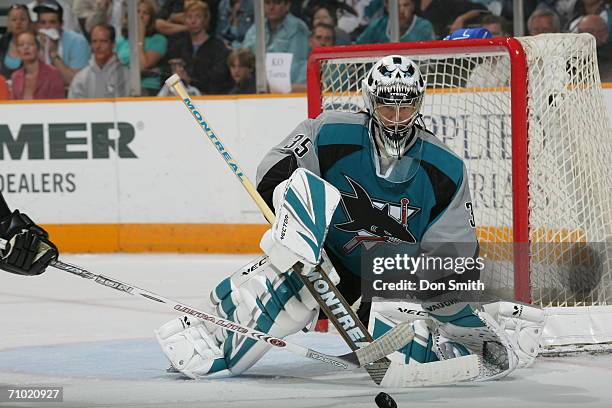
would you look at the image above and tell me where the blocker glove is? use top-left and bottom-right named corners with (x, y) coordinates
top-left (0, 210), bottom-right (58, 276)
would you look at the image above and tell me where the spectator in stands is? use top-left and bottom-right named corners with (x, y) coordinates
top-left (11, 30), bottom-right (65, 99)
top-left (577, 13), bottom-right (609, 45)
top-left (241, 0), bottom-right (309, 88)
top-left (357, 0), bottom-right (435, 44)
top-left (116, 0), bottom-right (168, 96)
top-left (68, 24), bottom-right (129, 98)
top-left (155, 0), bottom-right (188, 36)
top-left (227, 48), bottom-right (256, 93)
top-left (309, 22), bottom-right (335, 48)
top-left (306, 2), bottom-right (351, 45)
top-left (0, 74), bottom-right (9, 99)
top-left (480, 14), bottom-right (508, 36)
top-left (527, 7), bottom-right (561, 35)
top-left (336, 0), bottom-right (380, 38)
top-left (576, 14), bottom-right (612, 81)
top-left (549, 0), bottom-right (578, 30)
top-left (155, 0), bottom-right (219, 37)
top-left (0, 4), bottom-right (32, 79)
top-left (157, 58), bottom-right (202, 96)
top-left (73, 0), bottom-right (124, 37)
top-left (419, 0), bottom-right (489, 39)
top-left (165, 1), bottom-right (233, 94)
top-left (28, 0), bottom-right (82, 33)
top-left (291, 22), bottom-right (335, 93)
top-left (34, 1), bottom-right (91, 86)
top-left (569, 0), bottom-right (612, 38)
top-left (216, 0), bottom-right (254, 48)
top-left (448, 9), bottom-right (489, 35)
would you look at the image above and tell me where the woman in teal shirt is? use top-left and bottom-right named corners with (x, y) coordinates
top-left (116, 0), bottom-right (168, 95)
top-left (356, 0), bottom-right (435, 44)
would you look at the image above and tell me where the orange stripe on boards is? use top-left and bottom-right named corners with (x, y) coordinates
top-left (41, 224), bottom-right (268, 253)
top-left (43, 224), bottom-right (120, 252)
top-left (119, 224), bottom-right (268, 253)
top-left (40, 224), bottom-right (589, 254)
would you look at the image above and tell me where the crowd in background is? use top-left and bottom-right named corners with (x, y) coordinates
top-left (0, 0), bottom-right (610, 100)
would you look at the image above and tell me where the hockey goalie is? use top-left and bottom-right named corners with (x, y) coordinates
top-left (156, 55), bottom-right (546, 382)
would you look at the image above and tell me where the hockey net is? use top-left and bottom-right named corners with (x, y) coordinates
top-left (307, 34), bottom-right (612, 349)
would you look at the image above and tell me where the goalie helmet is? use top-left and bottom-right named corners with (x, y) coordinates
top-left (362, 55), bottom-right (426, 158)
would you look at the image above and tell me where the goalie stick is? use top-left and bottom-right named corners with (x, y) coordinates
top-left (164, 75), bottom-right (480, 386)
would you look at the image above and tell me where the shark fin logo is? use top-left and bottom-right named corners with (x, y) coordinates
top-left (335, 176), bottom-right (420, 253)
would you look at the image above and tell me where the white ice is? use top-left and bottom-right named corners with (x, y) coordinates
top-left (1, 254), bottom-right (611, 408)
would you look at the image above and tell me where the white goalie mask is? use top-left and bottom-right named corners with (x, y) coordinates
top-left (362, 55), bottom-right (426, 158)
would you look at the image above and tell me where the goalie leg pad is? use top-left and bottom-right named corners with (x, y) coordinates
top-left (156, 256), bottom-right (325, 378)
top-left (212, 265), bottom-right (320, 375)
top-left (155, 315), bottom-right (227, 379)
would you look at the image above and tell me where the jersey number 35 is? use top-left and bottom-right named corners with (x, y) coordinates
top-left (283, 134), bottom-right (312, 158)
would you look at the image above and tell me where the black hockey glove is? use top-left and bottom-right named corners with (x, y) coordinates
top-left (0, 210), bottom-right (58, 276)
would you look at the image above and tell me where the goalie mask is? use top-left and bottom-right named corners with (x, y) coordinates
top-left (362, 55), bottom-right (426, 158)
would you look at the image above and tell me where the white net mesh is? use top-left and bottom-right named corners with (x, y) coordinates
top-left (311, 34), bottom-right (611, 308)
top-left (520, 35), bottom-right (611, 306)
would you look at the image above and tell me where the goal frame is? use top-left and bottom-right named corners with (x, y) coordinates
top-left (307, 38), bottom-right (533, 304)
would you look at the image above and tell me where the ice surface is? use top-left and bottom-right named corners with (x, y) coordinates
top-left (1, 254), bottom-right (611, 408)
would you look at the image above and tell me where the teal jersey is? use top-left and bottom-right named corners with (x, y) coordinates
top-left (256, 111), bottom-right (477, 281)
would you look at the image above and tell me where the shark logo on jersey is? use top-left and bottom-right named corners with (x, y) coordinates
top-left (335, 176), bottom-right (420, 253)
